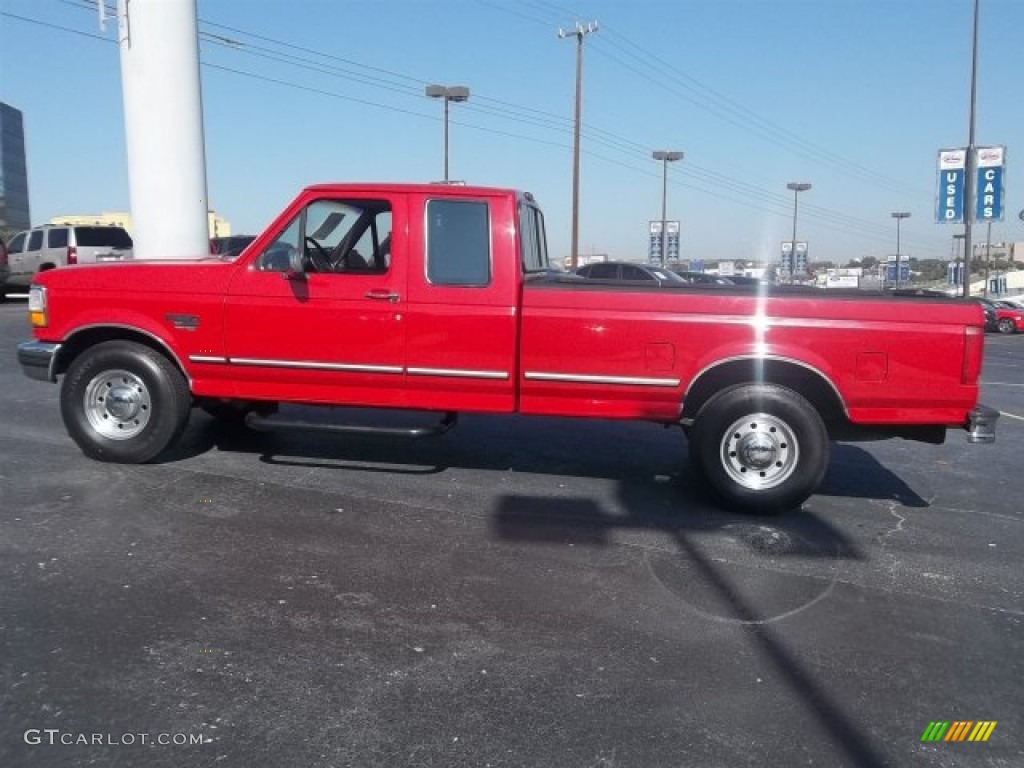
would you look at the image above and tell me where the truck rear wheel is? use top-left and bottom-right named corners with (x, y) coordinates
top-left (60, 340), bottom-right (191, 463)
top-left (689, 383), bottom-right (829, 514)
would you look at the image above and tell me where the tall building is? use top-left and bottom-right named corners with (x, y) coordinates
top-left (0, 102), bottom-right (31, 232)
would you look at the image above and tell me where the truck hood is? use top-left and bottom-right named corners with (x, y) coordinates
top-left (33, 259), bottom-right (238, 295)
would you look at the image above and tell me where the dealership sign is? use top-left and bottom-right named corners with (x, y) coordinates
top-left (975, 146), bottom-right (1005, 222)
top-left (936, 146), bottom-right (1006, 224)
top-left (936, 149), bottom-right (966, 223)
top-left (648, 220), bottom-right (680, 263)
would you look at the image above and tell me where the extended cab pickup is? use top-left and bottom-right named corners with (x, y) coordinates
top-left (17, 183), bottom-right (999, 513)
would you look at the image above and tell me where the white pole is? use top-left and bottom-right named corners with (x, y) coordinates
top-left (117, 0), bottom-right (209, 260)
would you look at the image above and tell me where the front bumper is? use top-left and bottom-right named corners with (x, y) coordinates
top-left (18, 341), bottom-right (62, 382)
top-left (966, 404), bottom-right (999, 444)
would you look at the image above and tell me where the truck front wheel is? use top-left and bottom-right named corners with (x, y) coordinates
top-left (689, 384), bottom-right (829, 514)
top-left (60, 340), bottom-right (191, 463)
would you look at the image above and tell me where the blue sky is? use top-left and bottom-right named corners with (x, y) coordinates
top-left (1, 0), bottom-right (1022, 265)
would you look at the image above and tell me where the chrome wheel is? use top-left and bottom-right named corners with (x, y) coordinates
top-left (83, 369), bottom-right (152, 439)
top-left (719, 412), bottom-right (799, 491)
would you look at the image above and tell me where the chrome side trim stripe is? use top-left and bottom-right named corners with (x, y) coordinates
top-left (188, 356), bottom-right (508, 380)
top-left (229, 357), bottom-right (404, 375)
top-left (406, 367), bottom-right (509, 380)
top-left (524, 371), bottom-right (680, 387)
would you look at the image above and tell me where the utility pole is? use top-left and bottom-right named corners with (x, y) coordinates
top-left (559, 21), bottom-right (598, 270)
top-left (963, 0), bottom-right (980, 297)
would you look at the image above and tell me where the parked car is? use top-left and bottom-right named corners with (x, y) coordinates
top-left (989, 300), bottom-right (1024, 334)
top-left (968, 296), bottom-right (1024, 334)
top-left (576, 261), bottom-right (686, 285)
top-left (3, 225), bottom-right (133, 294)
top-left (670, 269), bottom-right (736, 285)
top-left (210, 235), bottom-right (257, 259)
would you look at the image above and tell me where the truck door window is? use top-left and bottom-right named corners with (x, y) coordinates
top-left (255, 198), bottom-right (392, 273)
top-left (426, 199), bottom-right (490, 286)
top-left (28, 230), bottom-right (43, 251)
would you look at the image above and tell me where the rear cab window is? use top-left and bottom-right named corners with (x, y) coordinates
top-left (518, 198), bottom-right (551, 274)
top-left (27, 230), bottom-right (43, 251)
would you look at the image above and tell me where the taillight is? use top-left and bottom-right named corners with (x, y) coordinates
top-left (67, 246), bottom-right (77, 265)
top-left (961, 326), bottom-right (983, 385)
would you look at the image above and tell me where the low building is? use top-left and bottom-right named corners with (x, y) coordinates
top-left (49, 210), bottom-right (231, 237)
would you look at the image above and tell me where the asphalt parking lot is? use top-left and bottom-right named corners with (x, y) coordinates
top-left (1, 298), bottom-right (1021, 768)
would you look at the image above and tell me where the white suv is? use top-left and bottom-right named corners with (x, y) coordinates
top-left (2, 224), bottom-right (133, 296)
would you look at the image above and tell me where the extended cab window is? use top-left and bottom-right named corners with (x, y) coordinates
top-left (28, 230), bottom-right (43, 251)
top-left (426, 199), bottom-right (490, 286)
top-left (256, 198), bottom-right (392, 274)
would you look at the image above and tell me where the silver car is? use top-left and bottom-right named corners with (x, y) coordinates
top-left (2, 224), bottom-right (133, 293)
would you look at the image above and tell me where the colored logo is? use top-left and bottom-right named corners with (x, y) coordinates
top-left (921, 721), bottom-right (997, 742)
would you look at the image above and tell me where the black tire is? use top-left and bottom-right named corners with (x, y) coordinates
top-left (997, 318), bottom-right (1016, 335)
top-left (60, 340), bottom-right (191, 463)
top-left (689, 383), bottom-right (829, 514)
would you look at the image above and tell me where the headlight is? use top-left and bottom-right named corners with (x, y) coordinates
top-left (28, 284), bottom-right (48, 327)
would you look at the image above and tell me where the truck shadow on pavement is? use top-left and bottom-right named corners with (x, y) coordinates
top-left (169, 409), bottom-right (897, 766)
top-left (169, 409), bottom-right (929, 511)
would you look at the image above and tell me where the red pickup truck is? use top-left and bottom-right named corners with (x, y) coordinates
top-left (17, 183), bottom-right (998, 513)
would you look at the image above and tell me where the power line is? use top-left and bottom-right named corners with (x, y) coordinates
top-left (21, 4), bottom-right (949, 257)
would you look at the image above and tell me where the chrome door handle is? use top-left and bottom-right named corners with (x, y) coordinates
top-left (365, 289), bottom-right (400, 302)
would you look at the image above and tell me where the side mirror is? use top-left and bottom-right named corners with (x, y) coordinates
top-left (282, 246), bottom-right (307, 280)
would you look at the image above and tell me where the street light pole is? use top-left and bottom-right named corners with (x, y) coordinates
top-left (425, 84), bottom-right (470, 182)
top-left (652, 150), bottom-right (683, 267)
top-left (891, 211), bottom-right (911, 288)
top-left (786, 182), bottom-right (811, 283)
top-left (559, 21), bottom-right (598, 270)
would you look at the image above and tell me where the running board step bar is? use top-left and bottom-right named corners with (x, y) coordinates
top-left (244, 410), bottom-right (458, 438)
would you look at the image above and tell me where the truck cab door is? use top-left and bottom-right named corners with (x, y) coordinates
top-left (403, 193), bottom-right (519, 413)
top-left (223, 194), bottom-right (408, 407)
